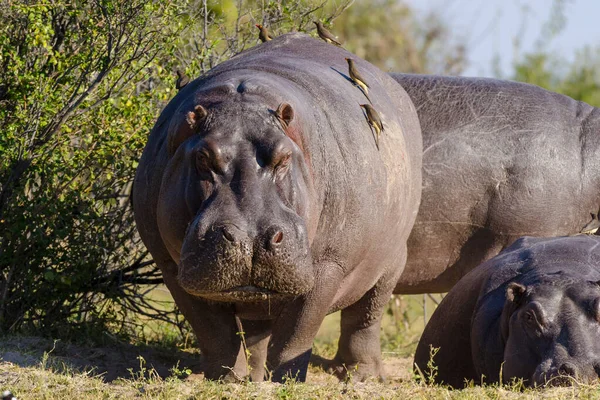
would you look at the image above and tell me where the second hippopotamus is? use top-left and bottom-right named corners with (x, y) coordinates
top-left (415, 235), bottom-right (600, 387)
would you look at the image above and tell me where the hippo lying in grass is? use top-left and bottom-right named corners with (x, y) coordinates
top-left (133, 33), bottom-right (422, 382)
top-left (415, 236), bottom-right (600, 388)
top-left (390, 74), bottom-right (600, 294)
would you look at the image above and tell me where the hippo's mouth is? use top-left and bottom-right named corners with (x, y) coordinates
top-left (197, 285), bottom-right (294, 302)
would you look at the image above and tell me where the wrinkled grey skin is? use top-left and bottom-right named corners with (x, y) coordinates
top-left (415, 236), bottom-right (600, 388)
top-left (390, 74), bottom-right (600, 294)
top-left (133, 33), bottom-right (421, 382)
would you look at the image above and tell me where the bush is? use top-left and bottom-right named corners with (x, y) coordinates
top-left (0, 0), bottom-right (180, 336)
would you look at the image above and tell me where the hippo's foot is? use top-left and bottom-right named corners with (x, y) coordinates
top-left (202, 366), bottom-right (246, 382)
top-left (323, 355), bottom-right (385, 382)
top-left (309, 354), bottom-right (385, 382)
top-left (269, 348), bottom-right (312, 382)
top-left (204, 369), bottom-right (244, 382)
top-left (199, 355), bottom-right (248, 382)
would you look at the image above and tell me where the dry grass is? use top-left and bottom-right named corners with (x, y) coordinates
top-left (3, 291), bottom-right (600, 399)
top-left (3, 353), bottom-right (600, 399)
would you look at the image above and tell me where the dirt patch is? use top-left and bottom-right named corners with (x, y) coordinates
top-left (0, 336), bottom-right (202, 382)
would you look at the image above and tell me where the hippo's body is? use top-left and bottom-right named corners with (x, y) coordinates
top-left (390, 74), bottom-right (600, 294)
top-left (133, 34), bottom-right (421, 381)
top-left (415, 236), bottom-right (600, 387)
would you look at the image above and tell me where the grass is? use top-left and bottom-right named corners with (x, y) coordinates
top-left (3, 290), bottom-right (600, 398)
top-left (3, 357), bottom-right (600, 399)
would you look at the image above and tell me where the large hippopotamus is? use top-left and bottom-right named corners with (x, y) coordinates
top-left (415, 236), bottom-right (600, 387)
top-left (390, 74), bottom-right (600, 294)
top-left (133, 33), bottom-right (421, 381)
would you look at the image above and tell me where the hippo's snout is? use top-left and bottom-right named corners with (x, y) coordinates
top-left (531, 360), bottom-right (600, 387)
top-left (533, 362), bottom-right (577, 387)
top-left (178, 216), bottom-right (313, 301)
top-left (178, 223), bottom-right (253, 297)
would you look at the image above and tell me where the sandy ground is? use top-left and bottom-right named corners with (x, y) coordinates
top-left (0, 336), bottom-right (413, 384)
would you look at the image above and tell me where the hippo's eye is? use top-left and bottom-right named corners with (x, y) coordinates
top-left (520, 303), bottom-right (546, 334)
top-left (273, 152), bottom-right (292, 180)
top-left (195, 148), bottom-right (215, 180)
top-left (521, 310), bottom-right (543, 337)
top-left (194, 140), bottom-right (226, 179)
top-left (268, 139), bottom-right (294, 180)
top-left (590, 298), bottom-right (600, 323)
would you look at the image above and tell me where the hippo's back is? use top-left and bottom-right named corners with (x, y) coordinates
top-left (391, 73), bottom-right (600, 293)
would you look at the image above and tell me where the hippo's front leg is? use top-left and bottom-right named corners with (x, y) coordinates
top-left (238, 319), bottom-right (273, 381)
top-left (332, 259), bottom-right (405, 382)
top-left (266, 262), bottom-right (344, 382)
top-left (160, 263), bottom-right (247, 381)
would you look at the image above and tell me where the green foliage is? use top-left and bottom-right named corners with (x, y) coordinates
top-left (335, 0), bottom-right (467, 74)
top-left (172, 0), bottom-right (352, 77)
top-left (0, 0), bottom-right (181, 336)
top-left (513, 47), bottom-right (600, 107)
top-left (508, 0), bottom-right (600, 107)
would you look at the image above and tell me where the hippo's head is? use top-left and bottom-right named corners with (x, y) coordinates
top-left (500, 277), bottom-right (600, 386)
top-left (156, 81), bottom-right (315, 302)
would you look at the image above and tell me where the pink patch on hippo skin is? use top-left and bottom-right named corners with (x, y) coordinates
top-left (283, 123), bottom-right (313, 179)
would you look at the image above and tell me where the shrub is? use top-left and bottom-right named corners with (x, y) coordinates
top-left (0, 0), bottom-right (180, 336)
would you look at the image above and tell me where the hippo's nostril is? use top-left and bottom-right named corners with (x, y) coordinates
top-left (272, 231), bottom-right (284, 245)
top-left (559, 363), bottom-right (577, 377)
top-left (264, 227), bottom-right (285, 251)
top-left (222, 226), bottom-right (235, 242)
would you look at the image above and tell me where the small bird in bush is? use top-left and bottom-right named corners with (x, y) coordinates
top-left (345, 58), bottom-right (369, 96)
top-left (313, 21), bottom-right (341, 46)
top-left (255, 24), bottom-right (272, 42)
top-left (360, 104), bottom-right (384, 150)
top-left (175, 70), bottom-right (189, 91)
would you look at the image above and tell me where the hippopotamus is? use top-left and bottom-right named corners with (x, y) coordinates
top-left (133, 33), bottom-right (422, 382)
top-left (414, 236), bottom-right (600, 387)
top-left (389, 74), bottom-right (600, 294)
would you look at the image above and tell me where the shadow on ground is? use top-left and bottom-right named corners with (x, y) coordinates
top-left (0, 336), bottom-right (202, 382)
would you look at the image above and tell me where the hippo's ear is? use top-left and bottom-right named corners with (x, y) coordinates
top-left (506, 282), bottom-right (527, 305)
top-left (186, 105), bottom-right (208, 130)
top-left (168, 105), bottom-right (207, 156)
top-left (501, 282), bottom-right (528, 342)
top-left (275, 103), bottom-right (294, 129)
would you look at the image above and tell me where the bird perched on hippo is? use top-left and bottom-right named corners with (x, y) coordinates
top-left (415, 236), bottom-right (600, 388)
top-left (133, 33), bottom-right (421, 382)
top-left (313, 20), bottom-right (342, 46)
top-left (255, 24), bottom-right (272, 42)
